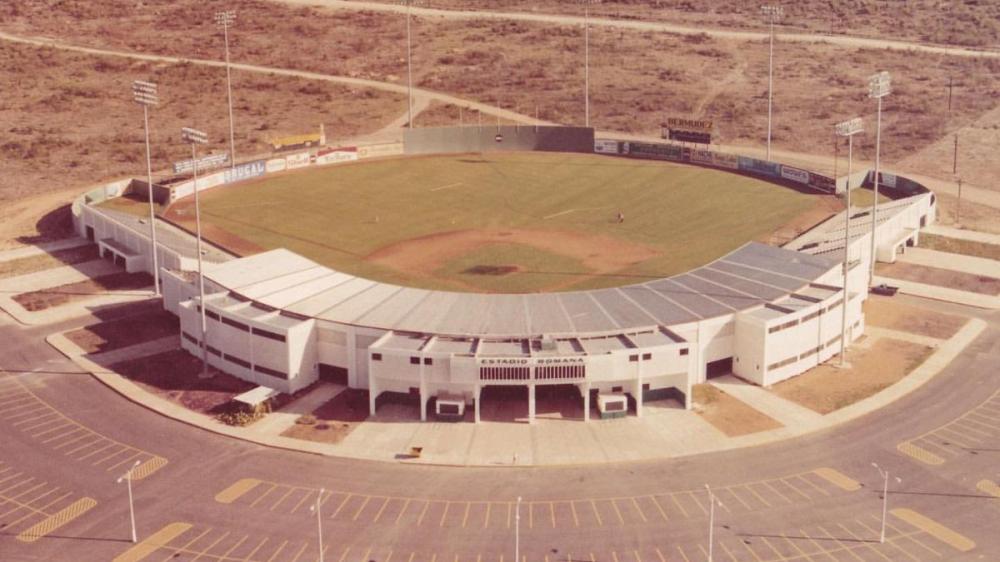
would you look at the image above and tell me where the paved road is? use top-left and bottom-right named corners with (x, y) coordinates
top-left (1, 293), bottom-right (997, 561)
top-left (276, 0), bottom-right (1000, 59)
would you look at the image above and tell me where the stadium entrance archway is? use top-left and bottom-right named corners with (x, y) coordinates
top-left (535, 384), bottom-right (585, 421)
top-left (479, 385), bottom-right (528, 423)
top-left (706, 357), bottom-right (733, 379)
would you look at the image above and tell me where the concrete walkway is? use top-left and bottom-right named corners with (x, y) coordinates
top-left (873, 274), bottom-right (1000, 310)
top-left (900, 247), bottom-right (1000, 278)
top-left (47, 316), bottom-right (987, 466)
top-left (0, 259), bottom-right (117, 294)
top-left (865, 326), bottom-right (943, 348)
top-left (252, 383), bottom-right (346, 436)
top-left (708, 375), bottom-right (823, 427)
top-left (87, 336), bottom-right (181, 367)
top-left (923, 225), bottom-right (1000, 245)
top-left (0, 238), bottom-right (91, 263)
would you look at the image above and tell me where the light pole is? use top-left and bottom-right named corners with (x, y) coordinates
top-left (867, 70), bottom-right (891, 283)
top-left (761, 5), bottom-right (782, 161)
top-left (835, 117), bottom-right (863, 366)
top-left (406, 0), bottom-right (414, 128)
top-left (310, 488), bottom-right (325, 561)
top-left (182, 127), bottom-right (211, 378)
top-left (872, 463), bottom-right (901, 544)
top-left (116, 459), bottom-right (142, 543)
top-left (515, 496), bottom-right (521, 562)
top-left (584, 3), bottom-right (590, 127)
top-left (704, 484), bottom-right (724, 561)
top-left (215, 10), bottom-right (237, 168)
top-left (132, 80), bottom-right (161, 296)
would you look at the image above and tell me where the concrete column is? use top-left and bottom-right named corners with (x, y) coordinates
top-left (474, 384), bottom-right (481, 424)
top-left (634, 378), bottom-right (644, 418)
top-left (527, 384), bottom-right (536, 424)
top-left (581, 382), bottom-right (591, 422)
top-left (368, 377), bottom-right (378, 418)
top-left (419, 365), bottom-right (427, 422)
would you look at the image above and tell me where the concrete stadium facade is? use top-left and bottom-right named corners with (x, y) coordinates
top-left (72, 127), bottom-right (937, 423)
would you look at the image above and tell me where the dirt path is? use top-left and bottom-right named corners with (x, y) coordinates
top-left (276, 0), bottom-right (1000, 59)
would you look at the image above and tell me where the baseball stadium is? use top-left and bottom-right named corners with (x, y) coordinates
top-left (74, 125), bottom-right (936, 423)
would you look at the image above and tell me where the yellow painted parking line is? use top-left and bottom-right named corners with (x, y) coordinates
top-left (649, 496), bottom-right (669, 522)
top-left (610, 499), bottom-right (626, 525)
top-left (337, 546), bottom-right (351, 562)
top-left (417, 499), bottom-right (431, 526)
top-left (668, 494), bottom-right (689, 518)
top-left (717, 540), bottom-right (739, 562)
top-left (719, 487), bottom-right (751, 511)
top-left (935, 426), bottom-right (978, 447)
top-left (813, 468), bottom-right (860, 491)
top-left (777, 478), bottom-right (811, 501)
top-left (397, 498), bottom-right (412, 524)
top-left (112, 522), bottom-right (192, 562)
top-left (441, 501), bottom-right (452, 527)
top-left (675, 547), bottom-right (691, 562)
top-left (755, 537), bottom-right (786, 561)
top-left (611, 550), bottom-right (620, 562)
top-left (332, 493), bottom-right (354, 519)
top-left (896, 441), bottom-right (945, 465)
top-left (569, 500), bottom-right (580, 527)
top-left (354, 495), bottom-right (373, 521)
top-left (685, 491), bottom-right (708, 515)
top-left (854, 518), bottom-right (921, 562)
top-left (891, 508), bottom-right (975, 552)
top-left (290, 542), bottom-right (310, 562)
top-left (815, 525), bottom-right (865, 562)
top-left (836, 522), bottom-right (892, 561)
top-left (743, 483), bottom-right (774, 508)
top-left (799, 529), bottom-right (839, 561)
top-left (794, 474), bottom-right (831, 497)
top-left (218, 535), bottom-right (249, 560)
top-left (590, 500), bottom-right (603, 526)
top-left (190, 531), bottom-right (230, 561)
top-left (215, 478), bottom-right (261, 504)
top-left (265, 539), bottom-right (290, 562)
top-left (653, 547), bottom-right (666, 562)
top-left (977, 479), bottom-right (1000, 498)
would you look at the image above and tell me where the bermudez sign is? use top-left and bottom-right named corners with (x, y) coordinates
top-left (665, 117), bottom-right (713, 132)
top-left (224, 160), bottom-right (266, 184)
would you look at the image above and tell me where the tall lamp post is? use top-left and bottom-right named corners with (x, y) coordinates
top-left (215, 10), bottom-right (237, 168)
top-left (835, 117), bottom-right (863, 366)
top-left (584, 2), bottom-right (591, 127)
top-left (182, 127), bottom-right (211, 378)
top-left (867, 71), bottom-right (891, 283)
top-left (116, 460), bottom-right (142, 543)
top-left (310, 488), bottom-right (326, 562)
top-left (761, 5), bottom-right (783, 161)
top-left (515, 496), bottom-right (521, 562)
top-left (872, 463), bottom-right (901, 544)
top-left (132, 80), bottom-right (161, 296)
top-left (406, 0), bottom-right (414, 128)
top-left (704, 484), bottom-right (724, 562)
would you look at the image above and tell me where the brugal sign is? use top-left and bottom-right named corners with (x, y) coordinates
top-left (477, 357), bottom-right (586, 367)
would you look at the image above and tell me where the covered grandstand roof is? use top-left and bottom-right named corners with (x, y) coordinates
top-left (204, 242), bottom-right (838, 338)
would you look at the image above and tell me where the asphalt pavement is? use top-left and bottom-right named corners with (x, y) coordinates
top-left (0, 295), bottom-right (997, 561)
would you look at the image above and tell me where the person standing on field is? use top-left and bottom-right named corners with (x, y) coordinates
top-left (617, 210), bottom-right (625, 224)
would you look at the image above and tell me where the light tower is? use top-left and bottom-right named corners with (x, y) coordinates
top-left (215, 9), bottom-right (237, 168)
top-left (835, 117), bottom-right (863, 366)
top-left (761, 5), bottom-right (783, 160)
top-left (867, 70), bottom-right (891, 283)
top-left (131, 80), bottom-right (161, 296)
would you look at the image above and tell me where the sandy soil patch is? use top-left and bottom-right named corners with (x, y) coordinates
top-left (367, 228), bottom-right (660, 290)
top-left (876, 262), bottom-right (1000, 296)
top-left (863, 297), bottom-right (968, 339)
top-left (0, 244), bottom-right (99, 279)
top-left (920, 234), bottom-right (1000, 262)
top-left (772, 338), bottom-right (933, 414)
top-left (763, 195), bottom-right (843, 246)
top-left (163, 201), bottom-right (267, 257)
top-left (110, 349), bottom-right (255, 416)
top-left (0, 188), bottom-right (80, 250)
top-left (12, 271), bottom-right (152, 312)
top-left (66, 309), bottom-right (179, 355)
top-left (281, 388), bottom-right (369, 444)
top-left (692, 384), bottom-right (783, 437)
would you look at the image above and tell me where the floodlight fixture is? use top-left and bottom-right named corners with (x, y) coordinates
top-left (131, 80), bottom-right (158, 106)
top-left (868, 70), bottom-right (891, 99)
top-left (182, 127), bottom-right (208, 144)
top-left (132, 80), bottom-right (161, 296)
top-left (761, 4), bottom-right (783, 159)
top-left (835, 117), bottom-right (863, 137)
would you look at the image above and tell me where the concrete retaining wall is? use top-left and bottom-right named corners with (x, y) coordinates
top-left (404, 126), bottom-right (595, 155)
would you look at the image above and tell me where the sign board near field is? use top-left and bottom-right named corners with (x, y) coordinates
top-left (173, 152), bottom-right (229, 175)
top-left (314, 147), bottom-right (358, 165)
top-left (594, 139), bottom-right (620, 154)
top-left (780, 165), bottom-right (810, 184)
top-left (285, 152), bottom-right (310, 169)
top-left (665, 117), bottom-right (713, 132)
top-left (224, 160), bottom-right (266, 184)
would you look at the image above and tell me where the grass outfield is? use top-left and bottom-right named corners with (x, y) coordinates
top-left (159, 152), bottom-right (819, 292)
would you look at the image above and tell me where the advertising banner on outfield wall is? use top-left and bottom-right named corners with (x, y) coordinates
top-left (738, 156), bottom-right (781, 178)
top-left (285, 152), bottom-right (310, 170)
top-left (266, 158), bottom-right (286, 173)
top-left (628, 142), bottom-right (685, 161)
top-left (358, 143), bottom-right (404, 159)
top-left (594, 139), bottom-right (620, 154)
top-left (712, 152), bottom-right (739, 170)
top-left (314, 147), bottom-right (358, 166)
top-left (690, 149), bottom-right (714, 165)
top-left (224, 160), bottom-right (266, 184)
top-left (780, 165), bottom-right (810, 184)
top-left (199, 171), bottom-right (227, 190)
top-left (808, 174), bottom-right (836, 193)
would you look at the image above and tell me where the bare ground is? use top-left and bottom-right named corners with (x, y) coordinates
top-left (110, 349), bottom-right (256, 415)
top-left (692, 384), bottom-right (783, 437)
top-left (863, 297), bottom-right (968, 340)
top-left (0, 244), bottom-right (99, 279)
top-left (875, 261), bottom-right (1000, 296)
top-left (772, 338), bottom-right (934, 414)
top-left (281, 389), bottom-right (370, 444)
top-left (66, 309), bottom-right (179, 355)
top-left (12, 271), bottom-right (153, 312)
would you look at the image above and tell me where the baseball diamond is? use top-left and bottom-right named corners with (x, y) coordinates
top-left (74, 126), bottom-right (936, 423)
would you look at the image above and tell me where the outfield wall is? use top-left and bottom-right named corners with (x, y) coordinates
top-left (404, 126), bottom-right (595, 155)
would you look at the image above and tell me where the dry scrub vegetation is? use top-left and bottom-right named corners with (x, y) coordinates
top-left (0, 41), bottom-right (403, 204)
top-left (350, 0), bottom-right (1000, 47)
